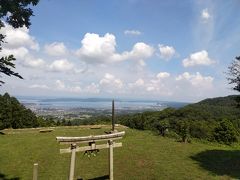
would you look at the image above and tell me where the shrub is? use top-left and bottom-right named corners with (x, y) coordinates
top-left (214, 119), bottom-right (238, 145)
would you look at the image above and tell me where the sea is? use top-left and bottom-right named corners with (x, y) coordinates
top-left (17, 96), bottom-right (189, 113)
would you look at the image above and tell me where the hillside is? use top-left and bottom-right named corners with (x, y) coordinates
top-left (0, 126), bottom-right (240, 179)
top-left (118, 95), bottom-right (240, 144)
top-left (197, 95), bottom-right (240, 106)
top-left (0, 93), bottom-right (56, 130)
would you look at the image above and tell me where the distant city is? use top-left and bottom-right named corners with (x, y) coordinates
top-left (17, 96), bottom-right (189, 120)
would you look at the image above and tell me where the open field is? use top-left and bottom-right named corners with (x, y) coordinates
top-left (0, 125), bottom-right (240, 180)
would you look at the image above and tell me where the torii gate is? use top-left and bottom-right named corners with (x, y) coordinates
top-left (56, 131), bottom-right (125, 180)
top-left (56, 100), bottom-right (125, 180)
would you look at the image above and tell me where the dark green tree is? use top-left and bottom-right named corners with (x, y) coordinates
top-left (0, 92), bottom-right (40, 130)
top-left (0, 0), bottom-right (39, 85)
top-left (214, 119), bottom-right (238, 145)
top-left (176, 120), bottom-right (190, 143)
top-left (153, 119), bottom-right (169, 136)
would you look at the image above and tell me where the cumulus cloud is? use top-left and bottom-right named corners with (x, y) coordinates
top-left (76, 33), bottom-right (117, 64)
top-left (128, 78), bottom-right (145, 89)
top-left (0, 23), bottom-right (39, 50)
top-left (176, 72), bottom-right (214, 88)
top-left (99, 73), bottom-right (123, 90)
top-left (49, 59), bottom-right (74, 72)
top-left (182, 50), bottom-right (215, 67)
top-left (201, 8), bottom-right (211, 21)
top-left (134, 78), bottom-right (145, 86)
top-left (156, 72), bottom-right (170, 79)
top-left (144, 72), bottom-right (172, 94)
top-left (124, 30), bottom-right (142, 36)
top-left (75, 33), bottom-right (154, 64)
top-left (84, 83), bottom-right (100, 94)
top-left (128, 42), bottom-right (154, 60)
top-left (0, 47), bottom-right (46, 69)
top-left (158, 44), bottom-right (176, 60)
top-left (0, 47), bottom-right (29, 59)
top-left (22, 57), bottom-right (46, 68)
top-left (44, 42), bottom-right (68, 56)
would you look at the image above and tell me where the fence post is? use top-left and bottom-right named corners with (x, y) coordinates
top-left (33, 163), bottom-right (38, 180)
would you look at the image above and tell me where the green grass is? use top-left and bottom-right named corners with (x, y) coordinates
top-left (0, 126), bottom-right (240, 180)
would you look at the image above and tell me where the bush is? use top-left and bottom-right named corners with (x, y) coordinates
top-left (214, 119), bottom-right (238, 145)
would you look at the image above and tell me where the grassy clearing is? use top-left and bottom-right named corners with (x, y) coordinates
top-left (0, 126), bottom-right (240, 180)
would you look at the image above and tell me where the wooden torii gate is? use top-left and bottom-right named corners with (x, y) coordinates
top-left (56, 131), bottom-right (125, 180)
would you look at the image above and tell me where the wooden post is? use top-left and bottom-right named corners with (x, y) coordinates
top-left (33, 163), bottom-right (38, 180)
top-left (109, 140), bottom-right (113, 180)
top-left (69, 143), bottom-right (76, 180)
top-left (112, 99), bottom-right (115, 132)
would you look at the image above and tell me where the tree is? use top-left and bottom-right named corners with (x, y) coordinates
top-left (176, 120), bottom-right (190, 143)
top-left (227, 56), bottom-right (240, 105)
top-left (227, 56), bottom-right (240, 92)
top-left (213, 119), bottom-right (238, 145)
top-left (0, 92), bottom-right (40, 130)
top-left (153, 119), bottom-right (169, 136)
top-left (0, 0), bottom-right (39, 85)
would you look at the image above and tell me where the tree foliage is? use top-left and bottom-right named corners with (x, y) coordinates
top-left (0, 92), bottom-right (55, 130)
top-left (117, 95), bottom-right (240, 145)
top-left (0, 0), bottom-right (39, 85)
top-left (213, 119), bottom-right (238, 145)
top-left (227, 56), bottom-right (240, 92)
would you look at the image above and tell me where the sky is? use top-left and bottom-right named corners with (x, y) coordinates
top-left (0, 0), bottom-right (240, 102)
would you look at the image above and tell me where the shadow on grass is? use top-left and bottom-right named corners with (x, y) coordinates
top-left (191, 150), bottom-right (240, 179)
top-left (87, 175), bottom-right (109, 180)
top-left (0, 173), bottom-right (20, 180)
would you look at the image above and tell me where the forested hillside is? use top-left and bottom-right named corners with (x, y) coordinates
top-left (118, 95), bottom-right (240, 144)
top-left (0, 93), bottom-right (55, 130)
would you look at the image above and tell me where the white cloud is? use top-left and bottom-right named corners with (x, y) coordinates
top-left (124, 30), bottom-right (142, 36)
top-left (22, 57), bottom-right (46, 68)
top-left (49, 59), bottom-right (74, 72)
top-left (55, 80), bottom-right (65, 90)
top-left (44, 42), bottom-right (68, 56)
top-left (158, 44), bottom-right (176, 60)
top-left (75, 33), bottom-right (154, 64)
top-left (29, 84), bottom-right (49, 89)
top-left (0, 47), bottom-right (29, 59)
top-left (0, 47), bottom-right (46, 69)
top-left (201, 8), bottom-right (211, 21)
top-left (69, 86), bottom-right (82, 93)
top-left (76, 33), bottom-right (117, 64)
top-left (146, 86), bottom-right (155, 92)
top-left (0, 23), bottom-right (39, 50)
top-left (176, 72), bottom-right (214, 88)
top-left (99, 73), bottom-right (123, 89)
top-left (128, 78), bottom-right (145, 89)
top-left (182, 50), bottom-right (215, 67)
top-left (128, 42), bottom-right (154, 60)
top-left (84, 83), bottom-right (100, 94)
top-left (134, 78), bottom-right (145, 86)
top-left (156, 72), bottom-right (170, 79)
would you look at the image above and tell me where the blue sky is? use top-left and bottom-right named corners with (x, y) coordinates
top-left (0, 0), bottom-right (240, 102)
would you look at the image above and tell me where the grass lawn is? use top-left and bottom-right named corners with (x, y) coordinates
top-left (0, 125), bottom-right (240, 180)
